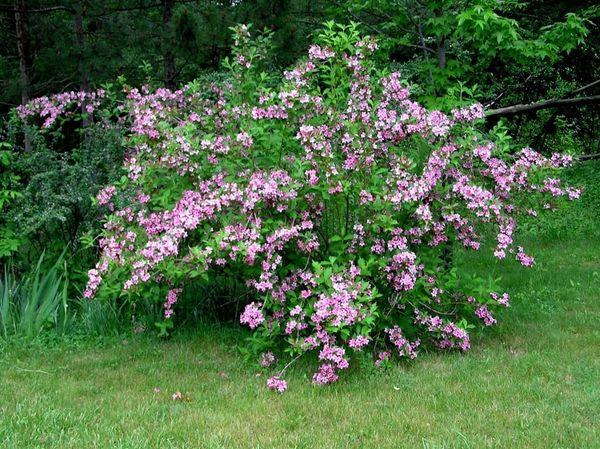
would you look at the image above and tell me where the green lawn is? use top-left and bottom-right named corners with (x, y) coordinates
top-left (1, 237), bottom-right (599, 449)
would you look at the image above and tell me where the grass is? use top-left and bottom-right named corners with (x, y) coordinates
top-left (0, 235), bottom-right (598, 449)
top-left (3, 158), bottom-right (600, 449)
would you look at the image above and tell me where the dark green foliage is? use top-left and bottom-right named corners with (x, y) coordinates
top-left (0, 141), bottom-right (22, 258)
top-left (1, 2), bottom-right (597, 153)
top-left (0, 0), bottom-right (327, 110)
top-left (2, 120), bottom-right (125, 265)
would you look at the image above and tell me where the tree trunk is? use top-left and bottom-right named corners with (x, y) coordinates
top-left (14, 0), bottom-right (31, 151)
top-left (417, 20), bottom-right (433, 88)
top-left (437, 36), bottom-right (446, 70)
top-left (162, 0), bottom-right (176, 89)
top-left (74, 0), bottom-right (90, 128)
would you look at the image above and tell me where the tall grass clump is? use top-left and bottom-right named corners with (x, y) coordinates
top-left (0, 253), bottom-right (69, 338)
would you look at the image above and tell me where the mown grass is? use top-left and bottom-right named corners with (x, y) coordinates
top-left (1, 162), bottom-right (599, 448)
top-left (1, 235), bottom-right (598, 449)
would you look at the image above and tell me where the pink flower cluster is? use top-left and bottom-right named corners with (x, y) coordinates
top-left (97, 186), bottom-right (116, 209)
top-left (240, 302), bottom-right (265, 329)
top-left (17, 89), bottom-right (105, 128)
top-left (266, 376), bottom-right (287, 393)
top-left (164, 288), bottom-right (182, 318)
top-left (475, 305), bottom-right (497, 326)
top-left (348, 335), bottom-right (370, 350)
top-left (261, 351), bottom-right (277, 367)
top-left (415, 311), bottom-right (471, 351)
top-left (386, 326), bottom-right (420, 359)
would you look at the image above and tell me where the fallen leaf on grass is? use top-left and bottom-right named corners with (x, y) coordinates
top-left (171, 391), bottom-right (192, 402)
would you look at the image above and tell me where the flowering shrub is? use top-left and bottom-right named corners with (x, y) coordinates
top-left (20, 24), bottom-right (579, 389)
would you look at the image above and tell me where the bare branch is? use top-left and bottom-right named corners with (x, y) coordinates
top-left (485, 95), bottom-right (600, 118)
top-left (0, 4), bottom-right (74, 14)
top-left (578, 153), bottom-right (600, 161)
top-left (571, 79), bottom-right (600, 95)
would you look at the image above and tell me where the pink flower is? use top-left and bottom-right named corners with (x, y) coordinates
top-left (312, 364), bottom-right (339, 385)
top-left (516, 247), bottom-right (534, 267)
top-left (266, 376), bottom-right (287, 393)
top-left (385, 326), bottom-right (419, 359)
top-left (164, 288), bottom-right (182, 318)
top-left (375, 351), bottom-right (391, 367)
top-left (348, 335), bottom-right (370, 351)
top-left (308, 45), bottom-right (335, 60)
top-left (97, 186), bottom-right (116, 206)
top-left (240, 302), bottom-right (265, 329)
top-left (261, 351), bottom-right (276, 368)
top-left (236, 131), bottom-right (254, 148)
top-left (319, 345), bottom-right (349, 369)
top-left (491, 292), bottom-right (510, 307)
top-left (475, 305), bottom-right (497, 326)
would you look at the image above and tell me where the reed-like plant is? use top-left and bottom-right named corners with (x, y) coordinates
top-left (0, 253), bottom-right (69, 338)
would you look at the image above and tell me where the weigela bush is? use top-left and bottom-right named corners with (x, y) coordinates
top-left (20, 24), bottom-right (579, 390)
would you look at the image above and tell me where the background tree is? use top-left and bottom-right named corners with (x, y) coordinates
top-left (328, 0), bottom-right (599, 152)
